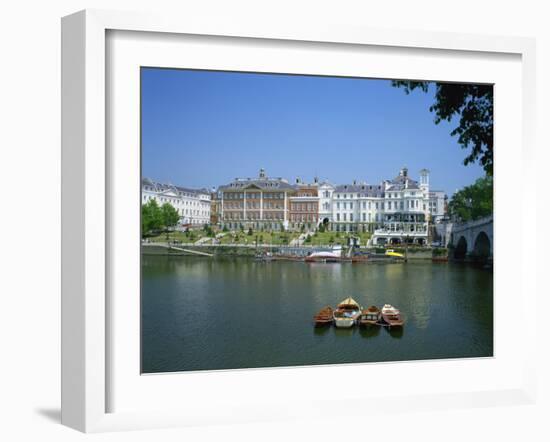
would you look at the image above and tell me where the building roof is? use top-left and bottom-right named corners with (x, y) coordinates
top-left (334, 183), bottom-right (384, 196)
top-left (141, 178), bottom-right (210, 196)
top-left (385, 167), bottom-right (422, 191)
top-left (218, 179), bottom-right (295, 191)
top-left (386, 175), bottom-right (420, 191)
top-left (218, 169), bottom-right (296, 192)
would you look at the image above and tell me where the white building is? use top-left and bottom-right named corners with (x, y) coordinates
top-left (318, 181), bottom-right (335, 225)
top-left (326, 167), bottom-right (446, 246)
top-left (331, 181), bottom-right (386, 232)
top-left (141, 178), bottom-right (211, 227)
top-left (428, 190), bottom-right (447, 222)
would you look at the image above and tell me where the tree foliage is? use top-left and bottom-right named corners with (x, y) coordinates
top-left (161, 203), bottom-right (180, 228)
top-left (142, 199), bottom-right (163, 235)
top-left (392, 81), bottom-right (493, 175)
top-left (141, 199), bottom-right (180, 236)
top-left (448, 176), bottom-right (493, 222)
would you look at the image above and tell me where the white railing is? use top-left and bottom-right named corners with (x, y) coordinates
top-left (373, 229), bottom-right (427, 236)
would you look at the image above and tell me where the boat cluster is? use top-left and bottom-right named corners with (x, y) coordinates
top-left (313, 297), bottom-right (404, 328)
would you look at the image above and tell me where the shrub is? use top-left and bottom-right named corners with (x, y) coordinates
top-left (433, 248), bottom-right (448, 256)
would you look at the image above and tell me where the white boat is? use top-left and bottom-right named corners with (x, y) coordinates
top-left (333, 297), bottom-right (362, 328)
top-left (304, 245), bottom-right (343, 262)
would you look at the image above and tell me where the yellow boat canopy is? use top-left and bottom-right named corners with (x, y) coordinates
top-left (385, 250), bottom-right (405, 258)
top-left (338, 297), bottom-right (360, 308)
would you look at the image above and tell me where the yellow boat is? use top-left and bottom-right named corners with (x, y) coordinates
top-left (385, 249), bottom-right (405, 258)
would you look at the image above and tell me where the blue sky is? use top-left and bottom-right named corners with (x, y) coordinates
top-left (141, 68), bottom-right (486, 196)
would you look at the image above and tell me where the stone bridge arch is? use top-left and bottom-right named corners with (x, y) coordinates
top-left (473, 231), bottom-right (491, 260)
top-left (454, 236), bottom-right (468, 260)
top-left (449, 215), bottom-right (493, 261)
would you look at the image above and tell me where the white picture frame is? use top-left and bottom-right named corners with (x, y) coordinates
top-left (61, 9), bottom-right (537, 433)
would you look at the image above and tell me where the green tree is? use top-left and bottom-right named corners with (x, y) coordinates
top-left (392, 81), bottom-right (493, 175)
top-left (448, 176), bottom-right (493, 222)
top-left (247, 227), bottom-right (253, 236)
top-left (203, 223), bottom-right (214, 237)
top-left (161, 203), bottom-right (180, 229)
top-left (141, 199), bottom-right (163, 236)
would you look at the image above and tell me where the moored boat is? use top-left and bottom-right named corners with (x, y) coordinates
top-left (254, 251), bottom-right (274, 262)
top-left (385, 249), bottom-right (405, 259)
top-left (333, 297), bottom-right (361, 328)
top-left (381, 304), bottom-right (404, 327)
top-left (304, 252), bottom-right (341, 263)
top-left (359, 305), bottom-right (381, 326)
top-left (304, 245), bottom-right (343, 263)
top-left (313, 306), bottom-right (334, 327)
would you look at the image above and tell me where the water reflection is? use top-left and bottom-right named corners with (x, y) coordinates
top-left (385, 326), bottom-right (404, 339)
top-left (142, 256), bottom-right (493, 373)
top-left (358, 326), bottom-right (381, 339)
top-left (313, 326), bottom-right (331, 336)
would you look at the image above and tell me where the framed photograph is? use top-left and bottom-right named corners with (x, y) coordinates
top-left (61, 9), bottom-right (537, 433)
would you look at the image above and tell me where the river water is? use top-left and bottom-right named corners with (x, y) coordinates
top-left (141, 255), bottom-right (493, 373)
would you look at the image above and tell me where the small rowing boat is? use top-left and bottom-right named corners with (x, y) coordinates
top-left (333, 297), bottom-right (361, 328)
top-left (359, 305), bottom-right (381, 326)
top-left (381, 304), bottom-right (404, 327)
top-left (313, 306), bottom-right (334, 327)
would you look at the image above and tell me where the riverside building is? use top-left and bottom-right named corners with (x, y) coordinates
top-left (368, 168), bottom-right (431, 246)
top-left (217, 169), bottom-right (296, 230)
top-left (215, 168), bottom-right (445, 240)
top-left (157, 167), bottom-right (446, 244)
top-left (288, 181), bottom-right (320, 231)
top-left (141, 178), bottom-right (211, 226)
